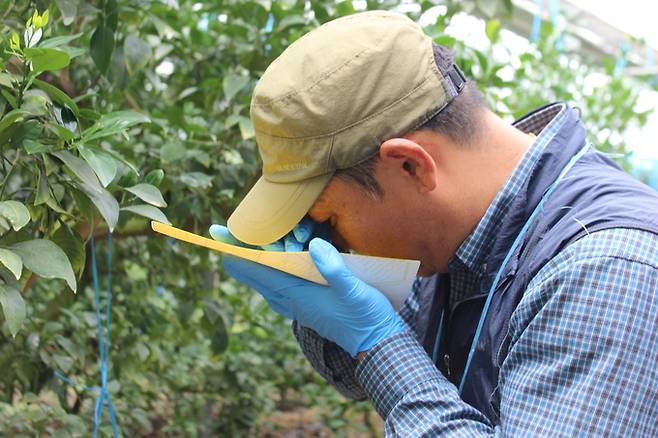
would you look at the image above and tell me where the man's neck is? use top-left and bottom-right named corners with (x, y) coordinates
top-left (429, 111), bottom-right (534, 273)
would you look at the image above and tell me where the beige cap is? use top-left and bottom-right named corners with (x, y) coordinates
top-left (228, 10), bottom-right (465, 245)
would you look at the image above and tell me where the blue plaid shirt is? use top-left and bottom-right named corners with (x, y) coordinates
top-left (294, 103), bottom-right (658, 436)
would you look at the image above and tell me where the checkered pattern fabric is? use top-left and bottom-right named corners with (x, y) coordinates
top-left (294, 103), bottom-right (658, 436)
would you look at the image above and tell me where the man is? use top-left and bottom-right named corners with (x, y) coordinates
top-left (210, 11), bottom-right (658, 436)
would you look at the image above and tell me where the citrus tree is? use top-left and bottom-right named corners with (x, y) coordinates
top-left (0, 0), bottom-right (651, 436)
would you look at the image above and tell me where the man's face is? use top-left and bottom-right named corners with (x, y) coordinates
top-left (307, 173), bottom-right (438, 275)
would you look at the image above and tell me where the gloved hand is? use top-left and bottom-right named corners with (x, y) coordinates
top-left (209, 215), bottom-right (318, 252)
top-left (216, 236), bottom-right (406, 358)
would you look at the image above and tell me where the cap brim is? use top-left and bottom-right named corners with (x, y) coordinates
top-left (227, 173), bottom-right (333, 246)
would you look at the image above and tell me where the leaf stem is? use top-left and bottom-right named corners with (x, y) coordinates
top-left (0, 150), bottom-right (21, 200)
top-left (16, 59), bottom-right (29, 108)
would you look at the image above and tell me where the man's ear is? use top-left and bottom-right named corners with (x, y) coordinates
top-left (379, 137), bottom-right (438, 192)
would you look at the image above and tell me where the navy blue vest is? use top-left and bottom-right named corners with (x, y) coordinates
top-left (417, 104), bottom-right (658, 422)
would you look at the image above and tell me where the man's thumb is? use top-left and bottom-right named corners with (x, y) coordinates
top-left (309, 238), bottom-right (357, 290)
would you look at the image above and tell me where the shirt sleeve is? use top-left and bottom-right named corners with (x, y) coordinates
top-left (292, 278), bottom-right (424, 401)
top-left (353, 229), bottom-right (658, 437)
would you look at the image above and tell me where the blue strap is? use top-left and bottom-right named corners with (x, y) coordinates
top-left (530, 0), bottom-right (543, 42)
top-left (614, 42), bottom-right (630, 76)
top-left (458, 143), bottom-right (591, 394)
top-left (549, 0), bottom-right (564, 51)
top-left (531, 0), bottom-right (563, 51)
top-left (55, 234), bottom-right (120, 437)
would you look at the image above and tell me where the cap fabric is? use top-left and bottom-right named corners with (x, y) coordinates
top-left (228, 10), bottom-right (464, 245)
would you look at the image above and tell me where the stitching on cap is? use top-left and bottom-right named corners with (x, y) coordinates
top-left (256, 43), bottom-right (442, 140)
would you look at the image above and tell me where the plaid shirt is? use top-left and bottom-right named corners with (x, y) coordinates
top-left (294, 103), bottom-right (658, 436)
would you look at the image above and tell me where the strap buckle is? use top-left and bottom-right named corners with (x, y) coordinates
top-left (446, 63), bottom-right (467, 95)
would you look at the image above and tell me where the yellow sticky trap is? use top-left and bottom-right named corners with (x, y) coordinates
top-left (151, 221), bottom-right (420, 310)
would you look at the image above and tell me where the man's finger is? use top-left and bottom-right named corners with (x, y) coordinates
top-left (308, 238), bottom-right (359, 291)
top-left (209, 224), bottom-right (243, 246)
top-left (292, 216), bottom-right (315, 243)
top-left (284, 234), bottom-right (304, 252)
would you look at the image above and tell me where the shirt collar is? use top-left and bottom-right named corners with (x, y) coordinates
top-left (449, 102), bottom-right (569, 275)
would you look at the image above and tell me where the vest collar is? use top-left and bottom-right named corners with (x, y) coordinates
top-left (449, 103), bottom-right (569, 277)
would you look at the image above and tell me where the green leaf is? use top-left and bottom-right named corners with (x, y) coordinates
top-left (51, 226), bottom-right (86, 277)
top-left (335, 1), bottom-right (356, 16)
top-left (90, 25), bottom-right (115, 75)
top-left (51, 151), bottom-right (119, 230)
top-left (83, 110), bottom-right (150, 142)
top-left (0, 110), bottom-right (29, 135)
top-left (160, 142), bottom-right (185, 163)
top-left (222, 73), bottom-right (249, 101)
top-left (69, 187), bottom-right (93, 227)
top-left (23, 139), bottom-right (49, 154)
top-left (125, 183), bottom-right (167, 207)
top-left (0, 73), bottom-right (15, 88)
top-left (45, 121), bottom-right (75, 141)
top-left (10, 239), bottom-right (76, 292)
top-left (238, 116), bottom-right (254, 140)
top-left (23, 48), bottom-right (71, 72)
top-left (145, 169), bottom-right (164, 187)
top-left (52, 354), bottom-right (74, 373)
top-left (79, 108), bottom-right (101, 121)
top-left (20, 92), bottom-right (50, 117)
top-left (0, 248), bottom-right (22, 280)
top-left (35, 169), bottom-right (51, 205)
top-left (180, 172), bottom-right (213, 189)
top-left (78, 145), bottom-right (118, 187)
top-left (123, 35), bottom-right (151, 74)
top-left (275, 15), bottom-right (307, 33)
top-left (51, 150), bottom-right (100, 188)
top-left (1, 90), bottom-right (17, 113)
top-left (39, 34), bottom-right (82, 48)
top-left (122, 205), bottom-right (170, 225)
top-left (55, 0), bottom-right (78, 26)
top-left (0, 284), bottom-right (26, 337)
top-left (32, 79), bottom-right (80, 117)
top-left (485, 19), bottom-right (501, 43)
top-left (75, 182), bottom-right (119, 231)
top-left (0, 201), bottom-right (30, 231)
top-left (101, 147), bottom-right (140, 176)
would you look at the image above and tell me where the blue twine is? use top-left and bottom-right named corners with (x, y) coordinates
top-left (530, 0), bottom-right (543, 42)
top-left (614, 42), bottom-right (630, 76)
top-left (265, 13), bottom-right (274, 33)
top-left (549, 0), bottom-right (564, 51)
top-left (531, 0), bottom-right (563, 51)
top-left (55, 234), bottom-right (120, 437)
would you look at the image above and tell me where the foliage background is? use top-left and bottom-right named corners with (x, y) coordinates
top-left (0, 0), bottom-right (652, 436)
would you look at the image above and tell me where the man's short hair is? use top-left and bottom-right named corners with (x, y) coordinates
top-left (335, 43), bottom-right (487, 198)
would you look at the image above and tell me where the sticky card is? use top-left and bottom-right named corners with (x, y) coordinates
top-left (151, 221), bottom-right (420, 310)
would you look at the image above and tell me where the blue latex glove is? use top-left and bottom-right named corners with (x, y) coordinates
top-left (209, 215), bottom-right (318, 252)
top-left (220, 237), bottom-right (406, 357)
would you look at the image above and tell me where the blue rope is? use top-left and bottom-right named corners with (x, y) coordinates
top-left (614, 42), bottom-right (630, 76)
top-left (55, 234), bottom-right (120, 437)
top-left (531, 0), bottom-right (563, 51)
top-left (458, 143), bottom-right (591, 394)
top-left (530, 0), bottom-right (543, 42)
top-left (549, 0), bottom-right (564, 52)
